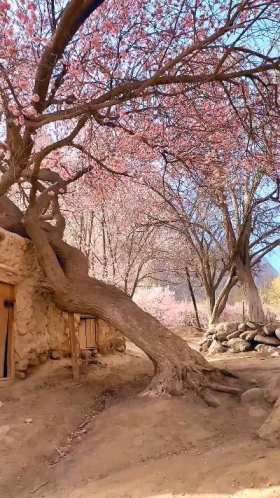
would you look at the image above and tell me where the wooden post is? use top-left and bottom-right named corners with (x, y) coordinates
top-left (0, 283), bottom-right (15, 381)
top-left (69, 313), bottom-right (80, 381)
top-left (95, 319), bottom-right (99, 350)
top-left (7, 304), bottom-right (15, 380)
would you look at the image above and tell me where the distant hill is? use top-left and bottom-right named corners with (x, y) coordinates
top-left (256, 259), bottom-right (279, 288)
top-left (170, 258), bottom-right (279, 303)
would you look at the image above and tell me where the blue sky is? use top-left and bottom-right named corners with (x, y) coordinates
top-left (268, 250), bottom-right (280, 273)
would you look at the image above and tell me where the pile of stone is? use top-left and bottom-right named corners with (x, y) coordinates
top-left (15, 350), bottom-right (62, 379)
top-left (200, 320), bottom-right (280, 356)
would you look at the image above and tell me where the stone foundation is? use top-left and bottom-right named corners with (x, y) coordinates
top-left (97, 320), bottom-right (126, 354)
top-left (0, 229), bottom-right (70, 376)
top-left (200, 320), bottom-right (280, 356)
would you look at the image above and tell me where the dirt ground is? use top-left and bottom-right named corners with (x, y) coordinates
top-left (0, 332), bottom-right (280, 498)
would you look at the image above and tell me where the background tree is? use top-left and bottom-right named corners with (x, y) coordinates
top-left (142, 172), bottom-right (237, 325)
top-left (262, 276), bottom-right (280, 306)
top-left (134, 95), bottom-right (280, 323)
top-left (67, 181), bottom-right (163, 297)
top-left (210, 169), bottom-right (280, 322)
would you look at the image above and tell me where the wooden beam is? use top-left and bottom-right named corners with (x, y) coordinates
top-left (0, 282), bottom-right (14, 379)
top-left (69, 313), bottom-right (80, 381)
top-left (7, 304), bottom-right (15, 380)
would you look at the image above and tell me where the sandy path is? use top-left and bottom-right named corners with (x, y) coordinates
top-left (0, 342), bottom-right (279, 498)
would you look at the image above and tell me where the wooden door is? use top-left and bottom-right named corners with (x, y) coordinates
top-left (79, 319), bottom-right (87, 349)
top-left (85, 319), bottom-right (97, 348)
top-left (79, 317), bottom-right (97, 349)
top-left (0, 282), bottom-right (14, 378)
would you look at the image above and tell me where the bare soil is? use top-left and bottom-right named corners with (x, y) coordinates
top-left (0, 332), bottom-right (280, 498)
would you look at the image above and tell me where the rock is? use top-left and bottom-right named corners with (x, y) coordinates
top-left (255, 344), bottom-right (275, 355)
top-left (201, 342), bottom-right (212, 352)
top-left (238, 323), bottom-right (247, 332)
top-left (246, 321), bottom-right (258, 329)
top-left (264, 375), bottom-right (280, 404)
top-left (24, 418), bottom-right (33, 424)
top-left (244, 330), bottom-right (258, 341)
top-left (258, 399), bottom-right (280, 442)
top-left (263, 324), bottom-right (276, 336)
top-left (200, 343), bottom-right (209, 352)
top-left (28, 352), bottom-right (39, 367)
top-left (214, 330), bottom-right (229, 341)
top-left (228, 338), bottom-right (251, 353)
top-left (241, 388), bottom-right (266, 404)
top-left (262, 322), bottom-right (280, 335)
top-left (16, 359), bottom-right (28, 372)
top-left (254, 334), bottom-right (280, 346)
top-left (242, 389), bottom-right (270, 420)
top-left (16, 371), bottom-right (27, 379)
top-left (0, 425), bottom-right (10, 439)
top-left (227, 330), bottom-right (242, 340)
top-left (250, 378), bottom-right (258, 385)
top-left (239, 331), bottom-right (248, 340)
top-left (0, 401), bottom-right (3, 408)
top-left (240, 330), bottom-right (257, 341)
top-left (39, 353), bottom-right (48, 364)
top-left (17, 327), bottom-right (28, 336)
top-left (275, 328), bottom-right (280, 340)
top-left (216, 326), bottom-right (239, 341)
top-left (80, 349), bottom-right (93, 360)
top-left (271, 350), bottom-right (280, 357)
top-left (248, 406), bottom-right (268, 418)
top-left (51, 350), bottom-right (61, 360)
top-left (216, 321), bottom-right (238, 333)
top-left (207, 339), bottom-right (226, 355)
top-left (201, 391), bottom-right (221, 407)
top-left (206, 327), bottom-right (216, 335)
top-left (116, 342), bottom-right (126, 353)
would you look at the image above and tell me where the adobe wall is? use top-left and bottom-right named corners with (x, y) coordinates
top-left (0, 228), bottom-right (70, 374)
top-left (0, 228), bottom-right (126, 378)
top-left (97, 320), bottom-right (126, 354)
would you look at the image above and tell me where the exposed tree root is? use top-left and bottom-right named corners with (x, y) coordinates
top-left (219, 368), bottom-right (239, 379)
top-left (140, 358), bottom-right (242, 401)
top-left (202, 382), bottom-right (242, 395)
top-left (200, 390), bottom-right (221, 408)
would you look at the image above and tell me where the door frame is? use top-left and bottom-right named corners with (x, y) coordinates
top-left (0, 283), bottom-right (15, 383)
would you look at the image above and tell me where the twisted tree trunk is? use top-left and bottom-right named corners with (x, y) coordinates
top-left (32, 221), bottom-right (243, 398)
top-left (0, 198), bottom-right (240, 399)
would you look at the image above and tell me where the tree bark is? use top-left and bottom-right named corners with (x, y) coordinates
top-left (209, 270), bottom-right (237, 325)
top-left (235, 258), bottom-right (265, 323)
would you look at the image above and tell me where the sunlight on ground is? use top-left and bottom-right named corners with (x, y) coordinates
top-left (45, 488), bottom-right (280, 498)
top-left (149, 489), bottom-right (280, 498)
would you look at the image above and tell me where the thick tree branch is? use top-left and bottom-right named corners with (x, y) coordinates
top-left (33, 0), bottom-right (105, 112)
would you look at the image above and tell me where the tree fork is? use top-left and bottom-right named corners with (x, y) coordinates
top-left (19, 209), bottom-right (241, 400)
